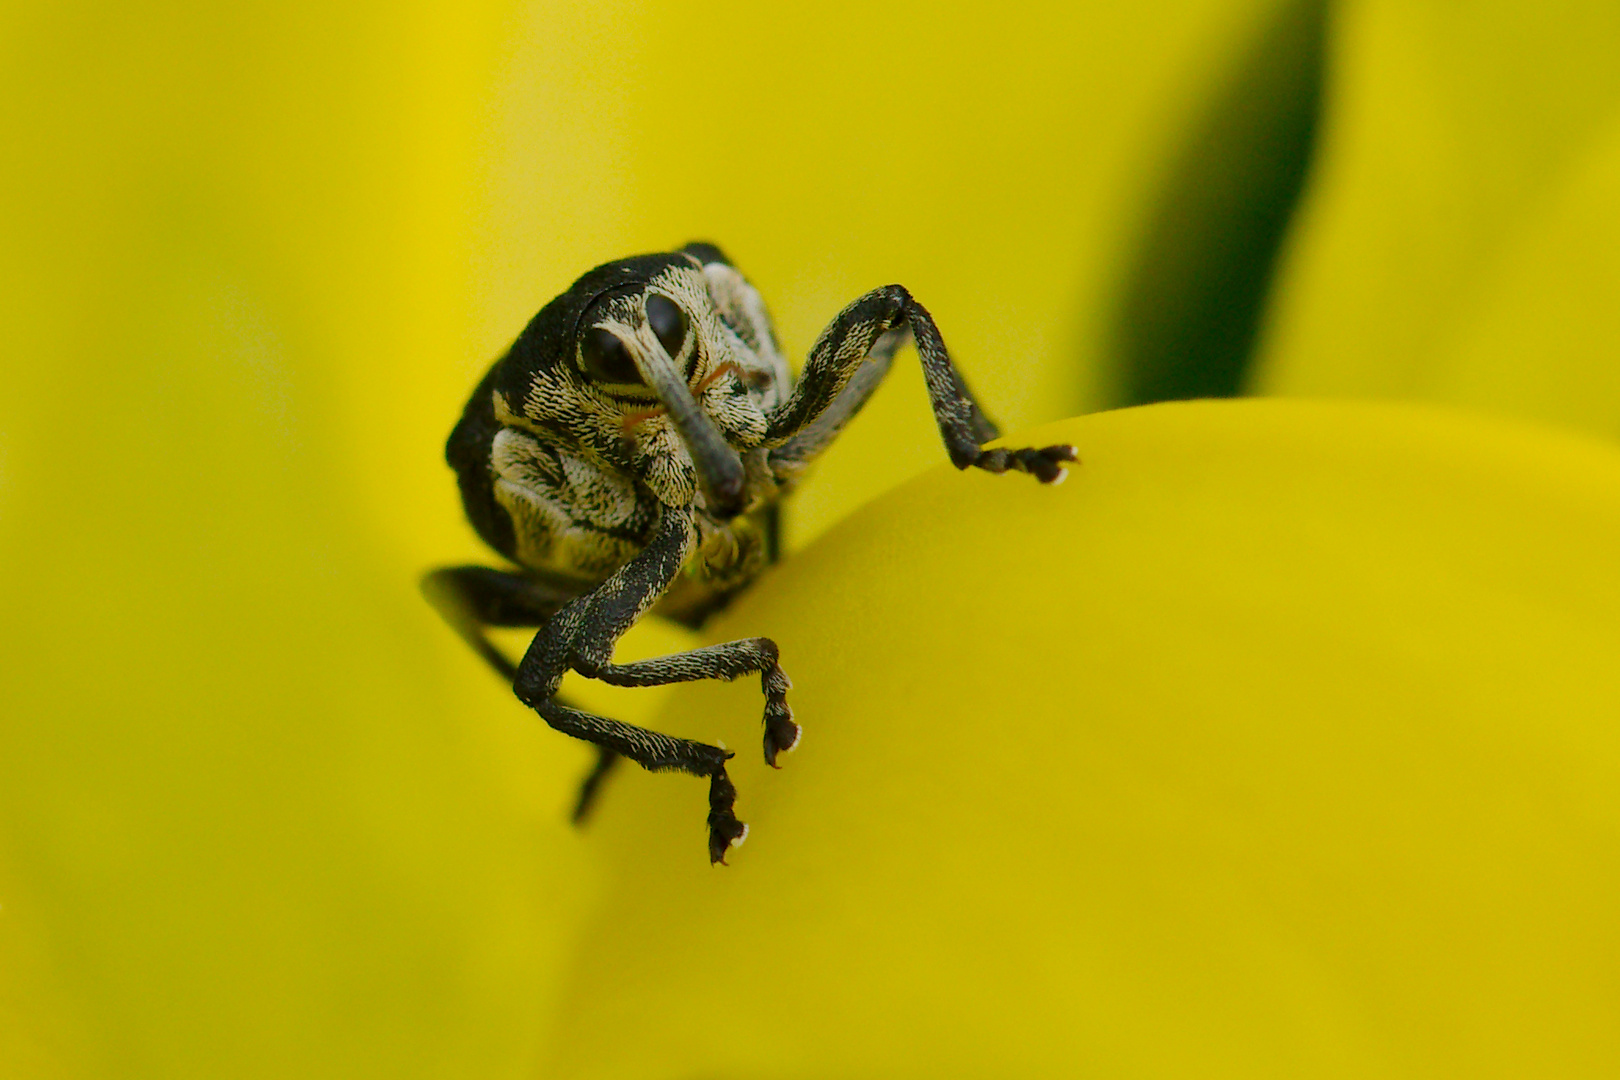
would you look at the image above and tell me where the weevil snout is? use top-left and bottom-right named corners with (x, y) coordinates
top-left (625, 315), bottom-right (750, 519)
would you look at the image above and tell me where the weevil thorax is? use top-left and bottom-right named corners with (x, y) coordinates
top-left (493, 253), bottom-right (789, 515)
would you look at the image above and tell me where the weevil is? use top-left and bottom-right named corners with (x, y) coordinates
top-left (423, 243), bottom-right (1075, 862)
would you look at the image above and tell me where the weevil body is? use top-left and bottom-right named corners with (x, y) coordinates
top-left (424, 243), bottom-right (1075, 862)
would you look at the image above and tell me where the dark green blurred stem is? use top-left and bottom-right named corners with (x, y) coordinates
top-left (1105, 0), bottom-right (1325, 407)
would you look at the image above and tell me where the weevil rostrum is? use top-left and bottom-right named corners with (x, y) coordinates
top-left (424, 243), bottom-right (1075, 863)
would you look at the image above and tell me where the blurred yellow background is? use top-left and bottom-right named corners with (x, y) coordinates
top-left (1254, 1), bottom-right (1620, 435)
top-left (3, 0), bottom-right (1618, 1076)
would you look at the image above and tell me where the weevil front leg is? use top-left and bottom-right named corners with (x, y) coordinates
top-left (511, 505), bottom-right (792, 862)
top-left (765, 285), bottom-right (1077, 481)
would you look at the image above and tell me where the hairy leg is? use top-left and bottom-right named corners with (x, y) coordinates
top-left (589, 639), bottom-right (798, 766)
top-left (765, 285), bottom-right (1075, 481)
top-left (512, 506), bottom-right (787, 862)
top-left (531, 698), bottom-right (745, 861)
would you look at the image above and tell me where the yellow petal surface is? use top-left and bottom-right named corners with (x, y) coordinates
top-left (555, 400), bottom-right (1620, 1078)
top-left (1255, 0), bottom-right (1620, 436)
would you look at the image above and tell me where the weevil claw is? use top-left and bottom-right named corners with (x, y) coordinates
top-left (707, 767), bottom-right (748, 864)
top-left (972, 442), bottom-right (1079, 483)
top-left (764, 709), bottom-right (801, 768)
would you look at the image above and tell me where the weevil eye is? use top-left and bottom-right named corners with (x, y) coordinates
top-left (645, 293), bottom-right (689, 362)
top-left (580, 327), bottom-right (645, 386)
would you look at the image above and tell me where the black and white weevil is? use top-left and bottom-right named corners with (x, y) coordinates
top-left (423, 243), bottom-right (1075, 863)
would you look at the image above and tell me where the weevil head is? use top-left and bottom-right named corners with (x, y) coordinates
top-left (487, 250), bottom-right (786, 516)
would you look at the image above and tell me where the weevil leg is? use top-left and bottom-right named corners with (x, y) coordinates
top-left (760, 500), bottom-right (783, 566)
top-left (591, 639), bottom-right (798, 767)
top-left (531, 698), bottom-right (747, 861)
top-left (512, 505), bottom-right (753, 862)
top-left (570, 745), bottom-right (620, 824)
top-left (772, 324), bottom-right (999, 472)
top-left (764, 286), bottom-right (1075, 481)
top-left (766, 326), bottom-right (907, 471)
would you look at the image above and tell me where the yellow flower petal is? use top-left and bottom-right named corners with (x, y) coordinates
top-left (1255, 0), bottom-right (1620, 436)
top-left (554, 401), bottom-right (1620, 1078)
